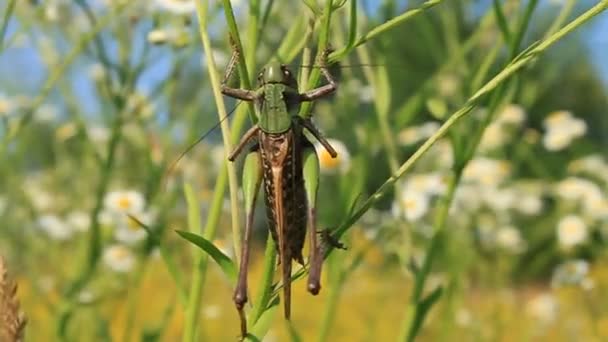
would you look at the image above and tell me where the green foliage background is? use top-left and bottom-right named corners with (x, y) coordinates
top-left (1, 0), bottom-right (608, 341)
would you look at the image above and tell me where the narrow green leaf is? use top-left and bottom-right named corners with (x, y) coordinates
top-left (492, 0), bottom-right (511, 44)
top-left (407, 286), bottom-right (443, 341)
top-left (176, 230), bottom-right (237, 284)
top-left (127, 214), bottom-right (188, 307)
top-left (285, 320), bottom-right (303, 342)
top-left (247, 298), bottom-right (280, 341)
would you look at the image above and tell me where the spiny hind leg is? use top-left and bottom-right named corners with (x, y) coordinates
top-left (233, 148), bottom-right (262, 338)
top-left (302, 146), bottom-right (322, 295)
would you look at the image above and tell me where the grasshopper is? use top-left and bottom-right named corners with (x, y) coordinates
top-left (222, 46), bottom-right (339, 337)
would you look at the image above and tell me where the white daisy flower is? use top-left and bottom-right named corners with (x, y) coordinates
top-left (37, 214), bottom-right (73, 241)
top-left (103, 244), bottom-right (136, 273)
top-left (392, 189), bottom-right (430, 222)
top-left (87, 124), bottom-right (110, 143)
top-left (315, 138), bottom-right (351, 174)
top-left (104, 190), bottom-right (145, 215)
top-left (479, 121), bottom-right (508, 150)
top-left (551, 259), bottom-right (590, 288)
top-left (497, 104), bottom-right (526, 125)
top-left (526, 293), bottom-right (558, 324)
top-left (67, 211), bottom-right (90, 232)
top-left (462, 158), bottom-right (510, 187)
top-left (542, 110), bottom-right (587, 151)
top-left (557, 215), bottom-right (588, 249)
top-left (114, 211), bottom-right (155, 245)
top-left (147, 29), bottom-right (171, 44)
top-left (153, 0), bottom-right (195, 14)
top-left (495, 225), bottom-right (526, 253)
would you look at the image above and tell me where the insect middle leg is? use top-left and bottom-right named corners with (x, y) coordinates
top-left (232, 147), bottom-right (262, 337)
top-left (302, 145), bottom-right (323, 294)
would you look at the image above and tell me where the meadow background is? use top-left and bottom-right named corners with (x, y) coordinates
top-left (1, 0), bottom-right (608, 341)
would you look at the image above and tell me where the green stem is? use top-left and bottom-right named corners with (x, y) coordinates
top-left (182, 170), bottom-right (227, 342)
top-left (0, 0), bottom-right (16, 53)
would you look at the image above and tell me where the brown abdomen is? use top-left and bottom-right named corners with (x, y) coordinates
top-left (259, 129), bottom-right (309, 264)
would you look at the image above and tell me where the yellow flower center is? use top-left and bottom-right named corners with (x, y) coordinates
top-left (404, 198), bottom-right (417, 210)
top-left (111, 247), bottom-right (129, 260)
top-left (319, 149), bottom-right (340, 169)
top-left (117, 197), bottom-right (132, 210)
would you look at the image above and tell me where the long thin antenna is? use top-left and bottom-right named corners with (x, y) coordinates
top-left (295, 63), bottom-right (400, 69)
top-left (161, 102), bottom-right (243, 190)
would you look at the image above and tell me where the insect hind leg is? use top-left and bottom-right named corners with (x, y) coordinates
top-left (302, 145), bottom-right (323, 295)
top-left (233, 147), bottom-right (262, 338)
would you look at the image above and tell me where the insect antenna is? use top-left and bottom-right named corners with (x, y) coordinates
top-left (294, 63), bottom-right (405, 69)
top-left (160, 101), bottom-right (243, 191)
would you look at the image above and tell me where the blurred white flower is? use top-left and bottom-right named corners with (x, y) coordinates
top-left (551, 259), bottom-right (590, 288)
top-left (37, 214), bottom-right (73, 241)
top-left (87, 125), bottom-right (110, 143)
top-left (147, 29), bottom-right (171, 44)
top-left (542, 110), bottom-right (587, 151)
top-left (567, 154), bottom-right (608, 176)
top-left (514, 193), bottom-right (543, 216)
top-left (479, 121), bottom-right (508, 150)
top-left (496, 225), bottom-right (526, 253)
top-left (315, 139), bottom-right (351, 174)
top-left (557, 215), bottom-right (588, 249)
top-left (114, 211), bottom-right (155, 245)
top-left (153, 0), bottom-right (195, 14)
top-left (358, 85), bottom-right (374, 103)
top-left (497, 104), bottom-right (526, 125)
top-left (67, 211), bottom-right (90, 232)
top-left (554, 177), bottom-right (606, 219)
top-left (103, 244), bottom-right (136, 273)
top-left (404, 173), bottom-right (447, 197)
top-left (452, 184), bottom-right (483, 212)
top-left (0, 93), bottom-right (13, 117)
top-left (26, 187), bottom-right (54, 212)
top-left (104, 190), bottom-right (145, 215)
top-left (526, 293), bottom-right (558, 324)
top-left (34, 104), bottom-right (59, 123)
top-left (98, 209), bottom-right (115, 226)
top-left (392, 189), bottom-right (430, 222)
top-left (436, 73), bottom-right (459, 97)
top-left (463, 158), bottom-right (511, 187)
top-left (482, 186), bottom-right (516, 212)
top-left (398, 122), bottom-right (440, 145)
top-left (455, 308), bottom-right (472, 327)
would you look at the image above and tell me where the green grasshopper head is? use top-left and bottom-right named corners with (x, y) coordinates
top-left (258, 61), bottom-right (298, 89)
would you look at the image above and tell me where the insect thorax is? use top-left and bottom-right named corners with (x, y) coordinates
top-left (257, 83), bottom-right (300, 134)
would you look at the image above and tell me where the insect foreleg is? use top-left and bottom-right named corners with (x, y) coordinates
top-left (300, 119), bottom-right (338, 158)
top-left (232, 149), bottom-right (262, 338)
top-left (302, 146), bottom-right (323, 295)
top-left (228, 125), bottom-right (259, 161)
top-left (299, 49), bottom-right (337, 101)
top-left (221, 48), bottom-right (257, 101)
